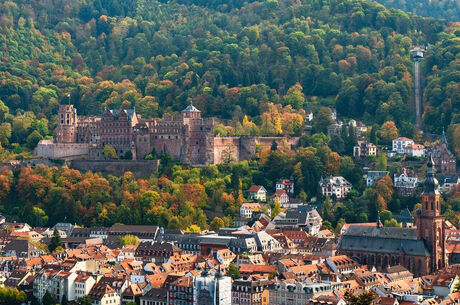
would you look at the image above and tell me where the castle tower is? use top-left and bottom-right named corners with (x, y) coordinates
top-left (56, 104), bottom-right (77, 143)
top-left (182, 101), bottom-right (201, 119)
top-left (416, 155), bottom-right (446, 272)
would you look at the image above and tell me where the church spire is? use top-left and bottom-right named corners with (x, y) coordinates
top-left (423, 154), bottom-right (439, 195)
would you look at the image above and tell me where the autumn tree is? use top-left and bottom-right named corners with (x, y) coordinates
top-left (380, 121), bottom-right (398, 144)
top-left (209, 217), bottom-right (225, 231)
top-left (344, 289), bottom-right (376, 305)
top-left (103, 146), bottom-right (118, 159)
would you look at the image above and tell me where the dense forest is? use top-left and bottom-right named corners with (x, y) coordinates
top-left (0, 0), bottom-right (458, 153)
top-left (373, 0), bottom-right (460, 21)
top-left (1, 146), bottom-right (458, 231)
top-left (0, 0), bottom-right (458, 229)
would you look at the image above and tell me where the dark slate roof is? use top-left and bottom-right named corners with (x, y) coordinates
top-left (339, 226), bottom-right (429, 256)
top-left (141, 288), bottom-right (167, 302)
top-left (104, 109), bottom-right (136, 121)
top-left (394, 209), bottom-right (414, 223)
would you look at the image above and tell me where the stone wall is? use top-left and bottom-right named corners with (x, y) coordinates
top-left (34, 140), bottom-right (90, 158)
top-left (212, 136), bottom-right (300, 164)
top-left (70, 160), bottom-right (160, 176)
top-left (212, 137), bottom-right (241, 163)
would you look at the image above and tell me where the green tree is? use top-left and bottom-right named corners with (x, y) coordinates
top-left (227, 263), bottom-right (241, 279)
top-left (77, 296), bottom-right (92, 305)
top-left (103, 145), bottom-right (118, 159)
top-left (118, 234), bottom-right (140, 246)
top-left (61, 294), bottom-right (69, 305)
top-left (313, 107), bottom-right (333, 134)
top-left (26, 130), bottom-right (43, 149)
top-left (375, 152), bottom-right (387, 171)
top-left (379, 210), bottom-right (393, 223)
top-left (48, 228), bottom-right (62, 253)
top-left (42, 291), bottom-right (54, 305)
top-left (384, 219), bottom-right (401, 227)
top-left (210, 217), bottom-right (225, 231)
top-left (0, 287), bottom-right (27, 305)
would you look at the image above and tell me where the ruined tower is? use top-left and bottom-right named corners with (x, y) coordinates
top-left (56, 104), bottom-right (77, 143)
top-left (416, 155), bottom-right (446, 272)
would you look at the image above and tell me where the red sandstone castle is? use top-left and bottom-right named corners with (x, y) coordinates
top-left (36, 104), bottom-right (298, 166)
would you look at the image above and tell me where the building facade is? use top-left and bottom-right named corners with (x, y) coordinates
top-left (338, 156), bottom-right (447, 276)
top-left (394, 168), bottom-right (418, 196)
top-left (36, 104), bottom-right (299, 166)
top-left (431, 132), bottom-right (457, 175)
top-left (319, 176), bottom-right (352, 199)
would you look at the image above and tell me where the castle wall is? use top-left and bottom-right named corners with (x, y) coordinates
top-left (212, 137), bottom-right (241, 164)
top-left (34, 140), bottom-right (90, 159)
top-left (70, 160), bottom-right (160, 177)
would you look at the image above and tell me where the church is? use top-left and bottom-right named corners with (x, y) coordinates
top-left (338, 156), bottom-right (446, 276)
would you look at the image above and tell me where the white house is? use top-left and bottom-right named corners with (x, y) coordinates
top-left (247, 185), bottom-right (267, 202)
top-left (89, 283), bottom-right (121, 305)
top-left (366, 171), bottom-right (389, 187)
top-left (438, 175), bottom-right (460, 193)
top-left (319, 176), bottom-right (352, 199)
top-left (394, 168), bottom-right (418, 196)
top-left (240, 203), bottom-right (271, 219)
top-left (215, 249), bottom-right (236, 266)
top-left (392, 137), bottom-right (414, 154)
top-left (194, 273), bottom-right (232, 305)
top-left (74, 272), bottom-right (96, 301)
top-left (275, 179), bottom-right (294, 195)
top-left (271, 190), bottom-right (290, 206)
top-left (405, 143), bottom-right (426, 157)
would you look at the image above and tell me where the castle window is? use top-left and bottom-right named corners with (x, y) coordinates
top-left (431, 201), bottom-right (433, 210)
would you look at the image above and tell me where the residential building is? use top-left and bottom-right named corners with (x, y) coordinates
top-left (394, 168), bottom-right (418, 196)
top-left (270, 190), bottom-right (289, 206)
top-left (167, 276), bottom-right (194, 305)
top-left (247, 186), bottom-right (267, 202)
top-left (271, 205), bottom-right (322, 236)
top-left (438, 175), bottom-right (459, 193)
top-left (392, 137), bottom-right (414, 154)
top-left (231, 278), bottom-right (269, 305)
top-left (275, 179), bottom-right (294, 195)
top-left (366, 171), bottom-right (389, 187)
top-left (319, 176), bottom-right (352, 199)
top-left (240, 203), bottom-right (270, 219)
top-left (268, 281), bottom-right (333, 305)
top-left (141, 288), bottom-right (167, 305)
top-left (194, 271), bottom-right (232, 305)
top-left (354, 141), bottom-right (377, 158)
top-left (3, 239), bottom-right (45, 259)
top-left (74, 272), bottom-right (97, 300)
top-left (136, 241), bottom-right (183, 263)
top-left (215, 249), bottom-right (236, 266)
top-left (405, 143), bottom-right (426, 157)
top-left (88, 283), bottom-right (121, 305)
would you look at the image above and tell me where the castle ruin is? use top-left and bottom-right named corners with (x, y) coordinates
top-left (35, 104), bottom-right (299, 166)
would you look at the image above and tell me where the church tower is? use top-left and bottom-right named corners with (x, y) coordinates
top-left (416, 155), bottom-right (446, 272)
top-left (56, 104), bottom-right (77, 143)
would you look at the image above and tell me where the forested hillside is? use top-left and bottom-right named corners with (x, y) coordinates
top-left (373, 0), bottom-right (460, 21)
top-left (0, 0), bottom-right (458, 153)
top-left (0, 0), bottom-right (458, 230)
